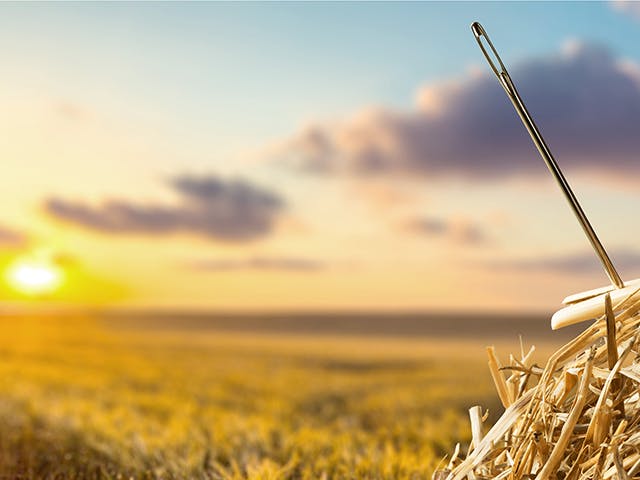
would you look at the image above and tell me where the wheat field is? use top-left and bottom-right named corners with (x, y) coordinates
top-left (0, 313), bottom-right (570, 479)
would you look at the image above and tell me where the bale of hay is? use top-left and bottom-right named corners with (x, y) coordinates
top-left (436, 289), bottom-right (640, 480)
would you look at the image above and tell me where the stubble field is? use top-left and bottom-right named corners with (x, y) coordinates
top-left (0, 312), bottom-right (578, 479)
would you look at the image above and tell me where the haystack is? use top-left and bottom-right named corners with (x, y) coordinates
top-left (435, 290), bottom-right (640, 480)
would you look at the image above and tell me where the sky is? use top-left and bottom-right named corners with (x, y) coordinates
top-left (2, 1), bottom-right (640, 313)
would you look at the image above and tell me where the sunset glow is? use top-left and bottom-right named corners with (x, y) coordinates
top-left (7, 260), bottom-right (62, 295)
top-left (0, 2), bottom-right (638, 312)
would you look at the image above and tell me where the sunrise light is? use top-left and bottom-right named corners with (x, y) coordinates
top-left (7, 260), bottom-right (62, 295)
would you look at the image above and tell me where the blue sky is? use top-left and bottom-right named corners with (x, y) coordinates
top-left (2, 2), bottom-right (640, 312)
top-left (4, 1), bottom-right (638, 156)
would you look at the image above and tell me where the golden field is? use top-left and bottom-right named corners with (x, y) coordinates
top-left (0, 313), bottom-right (576, 479)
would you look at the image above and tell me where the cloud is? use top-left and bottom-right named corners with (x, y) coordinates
top-left (611, 1), bottom-right (640, 20)
top-left (479, 248), bottom-right (640, 276)
top-left (185, 256), bottom-right (325, 272)
top-left (404, 216), bottom-right (488, 245)
top-left (0, 226), bottom-right (27, 247)
top-left (44, 175), bottom-right (285, 242)
top-left (277, 41), bottom-right (640, 181)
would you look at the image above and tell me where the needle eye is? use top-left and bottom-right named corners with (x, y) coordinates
top-left (470, 22), bottom-right (507, 78)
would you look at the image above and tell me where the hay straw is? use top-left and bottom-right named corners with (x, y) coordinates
top-left (437, 292), bottom-right (640, 480)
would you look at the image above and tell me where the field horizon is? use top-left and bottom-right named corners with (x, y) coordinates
top-left (95, 309), bottom-right (585, 342)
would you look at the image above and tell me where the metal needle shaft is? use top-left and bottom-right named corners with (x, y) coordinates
top-left (470, 22), bottom-right (624, 289)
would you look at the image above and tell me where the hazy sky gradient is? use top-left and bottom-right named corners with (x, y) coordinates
top-left (2, 1), bottom-right (640, 312)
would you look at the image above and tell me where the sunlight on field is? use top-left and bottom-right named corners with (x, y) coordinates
top-left (0, 315), bottom-right (559, 479)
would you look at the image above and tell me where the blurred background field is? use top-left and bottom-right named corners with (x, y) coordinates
top-left (0, 312), bottom-right (582, 479)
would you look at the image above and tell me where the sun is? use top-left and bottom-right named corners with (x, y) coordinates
top-left (7, 259), bottom-right (63, 295)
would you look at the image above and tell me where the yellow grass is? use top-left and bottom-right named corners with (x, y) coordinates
top-left (0, 315), bottom-right (558, 479)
